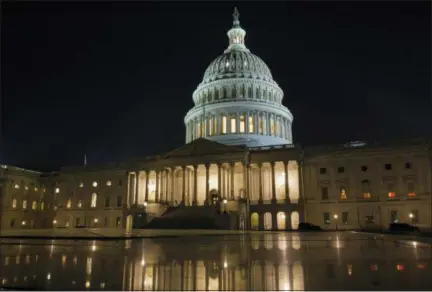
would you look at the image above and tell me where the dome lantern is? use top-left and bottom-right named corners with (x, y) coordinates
top-left (225, 7), bottom-right (249, 53)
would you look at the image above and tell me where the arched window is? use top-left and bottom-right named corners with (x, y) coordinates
top-left (215, 89), bottom-right (219, 100)
top-left (256, 88), bottom-right (260, 99)
top-left (277, 212), bottom-right (286, 230)
top-left (91, 193), bottom-right (97, 208)
top-left (223, 87), bottom-right (228, 99)
top-left (239, 85), bottom-right (244, 98)
top-left (248, 86), bottom-right (253, 98)
top-left (291, 211), bottom-right (300, 230)
top-left (251, 213), bottom-right (259, 230)
top-left (262, 116), bottom-right (267, 135)
top-left (264, 212), bottom-right (272, 230)
top-left (12, 198), bottom-right (17, 209)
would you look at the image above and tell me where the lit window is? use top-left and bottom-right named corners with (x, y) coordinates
top-left (363, 192), bottom-right (371, 199)
top-left (270, 117), bottom-right (275, 136)
top-left (32, 201), bottom-right (37, 210)
top-left (230, 115), bottom-right (236, 133)
top-left (92, 181), bottom-right (98, 187)
top-left (209, 116), bottom-right (213, 136)
top-left (12, 199), bottom-right (17, 209)
top-left (248, 116), bottom-right (254, 133)
top-left (79, 183), bottom-right (84, 188)
top-left (67, 199), bottom-right (72, 209)
top-left (14, 184), bottom-right (19, 189)
top-left (262, 116), bottom-right (267, 135)
top-left (408, 192), bottom-right (416, 197)
top-left (55, 188), bottom-right (60, 194)
top-left (91, 193), bottom-right (97, 208)
top-left (196, 121), bottom-right (201, 138)
top-left (388, 192), bottom-right (396, 198)
top-left (239, 115), bottom-right (245, 133)
top-left (100, 282), bottom-right (106, 289)
top-left (34, 187), bottom-right (38, 192)
top-left (24, 186), bottom-right (29, 191)
top-left (340, 187), bottom-right (347, 200)
top-left (396, 264), bottom-right (404, 271)
top-left (40, 202), bottom-right (44, 210)
top-left (77, 200), bottom-right (83, 208)
top-left (213, 116), bottom-right (217, 135)
top-left (85, 280), bottom-right (91, 289)
top-left (222, 115), bottom-right (227, 134)
top-left (258, 116), bottom-right (263, 134)
top-left (22, 200), bottom-right (27, 209)
top-left (106, 181), bottom-right (112, 186)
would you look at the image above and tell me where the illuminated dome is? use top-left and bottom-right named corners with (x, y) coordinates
top-left (185, 8), bottom-right (294, 147)
top-left (202, 51), bottom-right (274, 84)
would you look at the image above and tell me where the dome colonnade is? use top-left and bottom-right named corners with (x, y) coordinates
top-left (184, 8), bottom-right (293, 147)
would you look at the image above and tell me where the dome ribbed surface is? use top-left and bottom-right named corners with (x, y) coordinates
top-left (202, 50), bottom-right (274, 84)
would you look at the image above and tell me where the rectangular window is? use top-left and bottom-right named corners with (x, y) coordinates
top-left (362, 180), bottom-right (371, 198)
top-left (385, 163), bottom-right (392, 170)
top-left (117, 196), bottom-right (122, 207)
top-left (319, 168), bottom-right (327, 174)
top-left (411, 210), bottom-right (418, 224)
top-left (248, 116), bottom-right (254, 133)
top-left (22, 200), bottom-right (27, 209)
top-left (258, 116), bottom-right (263, 134)
top-left (104, 217), bottom-right (108, 228)
top-left (387, 183), bottom-right (395, 198)
top-left (262, 116), bottom-right (267, 135)
top-left (340, 187), bottom-right (347, 200)
top-left (276, 119), bottom-right (281, 137)
top-left (337, 167), bottom-right (345, 173)
top-left (342, 212), bottom-right (348, 224)
top-left (116, 217), bottom-right (121, 228)
top-left (239, 115), bottom-right (245, 133)
top-left (407, 182), bottom-right (416, 197)
top-left (209, 116), bottom-right (213, 136)
top-left (105, 197), bottom-right (110, 208)
top-left (12, 199), bottom-right (17, 209)
top-left (66, 199), bottom-right (71, 209)
top-left (40, 202), bottom-right (44, 211)
top-left (230, 116), bottom-right (236, 133)
top-left (76, 218), bottom-right (81, 226)
top-left (321, 187), bottom-right (329, 200)
top-left (118, 180), bottom-right (123, 186)
top-left (196, 121), bottom-right (201, 138)
top-left (213, 116), bottom-right (217, 135)
top-left (222, 116), bottom-right (227, 134)
top-left (390, 210), bottom-right (398, 223)
top-left (32, 201), bottom-right (37, 210)
top-left (323, 212), bottom-right (330, 224)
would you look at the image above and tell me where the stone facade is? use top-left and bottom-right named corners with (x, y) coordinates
top-left (1, 139), bottom-right (431, 232)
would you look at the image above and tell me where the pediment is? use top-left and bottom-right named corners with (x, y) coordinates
top-left (163, 138), bottom-right (245, 158)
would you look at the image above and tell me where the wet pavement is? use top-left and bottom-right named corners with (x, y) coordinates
top-left (0, 231), bottom-right (431, 290)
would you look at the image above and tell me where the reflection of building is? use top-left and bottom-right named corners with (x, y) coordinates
top-left (0, 9), bottom-right (431, 232)
top-left (1, 234), bottom-right (430, 290)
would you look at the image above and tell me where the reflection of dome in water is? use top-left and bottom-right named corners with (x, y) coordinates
top-left (184, 7), bottom-right (294, 148)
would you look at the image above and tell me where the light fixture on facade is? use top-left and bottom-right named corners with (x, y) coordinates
top-left (409, 213), bottom-right (414, 218)
top-left (143, 202), bottom-right (148, 207)
top-left (55, 188), bottom-right (60, 194)
top-left (92, 181), bottom-right (98, 187)
top-left (223, 199), bottom-right (227, 204)
top-left (94, 218), bottom-right (99, 223)
top-left (21, 221), bottom-right (26, 226)
top-left (53, 220), bottom-right (57, 225)
top-left (333, 214), bottom-right (338, 219)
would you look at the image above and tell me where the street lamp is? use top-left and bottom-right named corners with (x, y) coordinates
top-left (143, 201), bottom-right (148, 207)
top-left (333, 214), bottom-right (339, 231)
top-left (223, 199), bottom-right (227, 213)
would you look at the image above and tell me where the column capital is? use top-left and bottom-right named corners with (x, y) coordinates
top-left (205, 163), bottom-right (211, 169)
top-left (193, 164), bottom-right (198, 170)
top-left (181, 165), bottom-right (186, 170)
top-left (230, 161), bottom-right (236, 167)
top-left (270, 161), bottom-right (276, 167)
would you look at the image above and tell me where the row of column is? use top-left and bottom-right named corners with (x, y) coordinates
top-left (127, 161), bottom-right (296, 206)
top-left (185, 111), bottom-right (292, 143)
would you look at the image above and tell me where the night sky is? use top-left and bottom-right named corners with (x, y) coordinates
top-left (2, 2), bottom-right (431, 171)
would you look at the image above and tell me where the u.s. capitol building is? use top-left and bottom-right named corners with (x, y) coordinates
top-left (1, 9), bottom-right (431, 233)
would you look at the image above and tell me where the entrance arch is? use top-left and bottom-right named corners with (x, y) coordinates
top-left (251, 213), bottom-right (259, 230)
top-left (277, 212), bottom-right (286, 230)
top-left (264, 212), bottom-right (272, 230)
top-left (126, 215), bottom-right (133, 233)
top-left (291, 211), bottom-right (300, 230)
